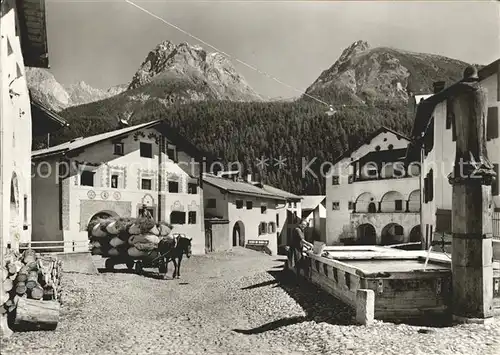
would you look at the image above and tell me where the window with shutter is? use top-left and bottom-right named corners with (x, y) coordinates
top-left (423, 176), bottom-right (428, 203)
top-left (487, 106), bottom-right (499, 141)
top-left (423, 170), bottom-right (434, 203)
top-left (424, 117), bottom-right (435, 156)
top-left (188, 211), bottom-right (196, 224)
top-left (429, 170), bottom-right (434, 202)
top-left (493, 164), bottom-right (499, 196)
top-left (446, 100), bottom-right (454, 130)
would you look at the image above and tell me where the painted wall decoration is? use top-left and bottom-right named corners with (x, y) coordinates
top-left (101, 191), bottom-right (109, 200)
top-left (142, 193), bottom-right (155, 207)
top-left (87, 190), bottom-right (96, 199)
top-left (113, 192), bottom-right (122, 200)
top-left (167, 172), bottom-right (180, 181)
top-left (188, 200), bottom-right (199, 211)
top-left (171, 200), bottom-right (185, 211)
top-left (147, 132), bottom-right (161, 145)
top-left (133, 131), bottom-right (146, 141)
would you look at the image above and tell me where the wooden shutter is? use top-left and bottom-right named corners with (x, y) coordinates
top-left (487, 106), bottom-right (499, 141)
top-left (493, 164), bottom-right (499, 197)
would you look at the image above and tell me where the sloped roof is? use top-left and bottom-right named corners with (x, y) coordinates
top-left (32, 121), bottom-right (160, 159)
top-left (352, 148), bottom-right (411, 165)
top-left (478, 59), bottom-right (500, 79)
top-left (203, 174), bottom-right (287, 200)
top-left (16, 0), bottom-right (50, 68)
top-left (260, 184), bottom-right (301, 201)
top-left (333, 126), bottom-right (410, 165)
top-left (32, 120), bottom-right (213, 161)
top-left (300, 195), bottom-right (326, 211)
top-left (31, 99), bottom-right (68, 127)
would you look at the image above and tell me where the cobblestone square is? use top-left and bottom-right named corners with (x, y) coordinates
top-left (1, 249), bottom-right (499, 355)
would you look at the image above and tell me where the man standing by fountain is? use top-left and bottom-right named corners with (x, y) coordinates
top-left (288, 219), bottom-right (314, 284)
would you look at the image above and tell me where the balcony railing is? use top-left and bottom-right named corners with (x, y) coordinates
top-left (351, 200), bottom-right (421, 213)
top-left (348, 172), bottom-right (418, 184)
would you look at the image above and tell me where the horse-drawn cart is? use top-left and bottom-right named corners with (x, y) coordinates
top-left (89, 215), bottom-right (193, 278)
top-left (104, 252), bottom-right (168, 274)
top-left (100, 233), bottom-right (191, 277)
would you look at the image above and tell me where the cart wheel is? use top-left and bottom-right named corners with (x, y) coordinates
top-left (126, 261), bottom-right (135, 270)
top-left (105, 258), bottom-right (114, 271)
top-left (135, 262), bottom-right (143, 274)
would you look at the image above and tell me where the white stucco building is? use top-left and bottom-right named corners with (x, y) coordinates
top-left (300, 195), bottom-right (326, 242)
top-left (203, 172), bottom-right (301, 255)
top-left (31, 120), bottom-right (208, 255)
top-left (407, 59), bottom-right (500, 250)
top-left (325, 127), bottom-right (421, 246)
top-left (0, 0), bottom-right (67, 253)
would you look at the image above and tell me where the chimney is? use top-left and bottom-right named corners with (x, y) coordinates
top-left (246, 173), bottom-right (252, 183)
top-left (117, 118), bottom-right (129, 129)
top-left (433, 81), bottom-right (446, 94)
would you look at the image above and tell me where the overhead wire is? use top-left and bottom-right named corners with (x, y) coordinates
top-left (125, 0), bottom-right (404, 111)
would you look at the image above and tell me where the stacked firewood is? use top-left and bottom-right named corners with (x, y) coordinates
top-left (89, 217), bottom-right (173, 259)
top-left (1, 250), bottom-right (62, 335)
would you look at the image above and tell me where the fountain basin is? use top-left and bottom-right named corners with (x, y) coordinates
top-left (289, 247), bottom-right (500, 320)
top-left (289, 249), bottom-right (453, 321)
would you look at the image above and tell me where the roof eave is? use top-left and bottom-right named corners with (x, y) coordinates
top-left (226, 189), bottom-right (287, 200)
top-left (34, 120), bottom-right (162, 159)
top-left (32, 148), bottom-right (69, 160)
top-left (478, 59), bottom-right (500, 80)
top-left (31, 99), bottom-right (69, 128)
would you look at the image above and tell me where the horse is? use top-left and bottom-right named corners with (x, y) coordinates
top-left (158, 234), bottom-right (192, 279)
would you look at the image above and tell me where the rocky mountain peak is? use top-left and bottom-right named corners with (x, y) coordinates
top-left (127, 41), bottom-right (261, 101)
top-left (305, 40), bottom-right (469, 105)
top-left (341, 40), bottom-right (370, 59)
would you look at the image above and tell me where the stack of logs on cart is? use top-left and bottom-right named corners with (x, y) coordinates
top-left (1, 249), bottom-right (62, 335)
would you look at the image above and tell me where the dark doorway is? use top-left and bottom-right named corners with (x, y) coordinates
top-left (357, 224), bottom-right (377, 245)
top-left (232, 221), bottom-right (245, 247)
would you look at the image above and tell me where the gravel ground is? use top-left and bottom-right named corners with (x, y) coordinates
top-left (1, 248), bottom-right (499, 355)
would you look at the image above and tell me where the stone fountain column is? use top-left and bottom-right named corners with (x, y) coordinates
top-left (448, 66), bottom-right (496, 322)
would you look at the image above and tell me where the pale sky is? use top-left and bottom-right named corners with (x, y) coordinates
top-left (45, 0), bottom-right (500, 99)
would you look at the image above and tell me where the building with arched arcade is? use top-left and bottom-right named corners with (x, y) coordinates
top-left (325, 127), bottom-right (421, 246)
top-left (31, 121), bottom-right (208, 255)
